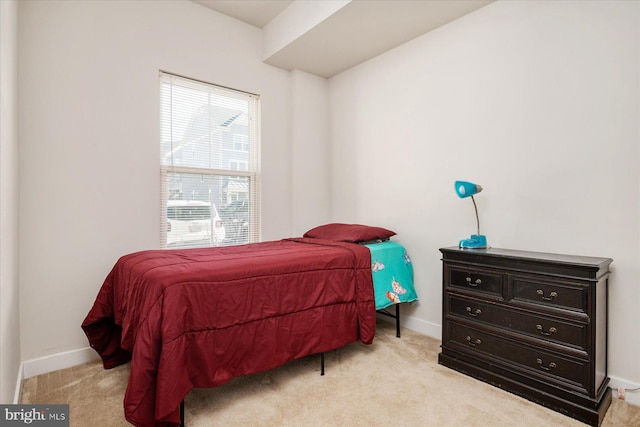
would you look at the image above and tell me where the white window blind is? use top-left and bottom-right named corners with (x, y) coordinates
top-left (160, 72), bottom-right (260, 248)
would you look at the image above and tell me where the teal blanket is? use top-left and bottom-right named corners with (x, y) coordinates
top-left (365, 241), bottom-right (418, 310)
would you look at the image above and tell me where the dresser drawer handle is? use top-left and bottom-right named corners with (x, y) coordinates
top-left (465, 277), bottom-right (482, 287)
top-left (465, 336), bottom-right (481, 347)
top-left (466, 306), bottom-right (482, 317)
top-left (536, 289), bottom-right (558, 301)
top-left (536, 324), bottom-right (557, 336)
top-left (536, 358), bottom-right (557, 371)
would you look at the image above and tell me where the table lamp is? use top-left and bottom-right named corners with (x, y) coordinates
top-left (455, 180), bottom-right (488, 249)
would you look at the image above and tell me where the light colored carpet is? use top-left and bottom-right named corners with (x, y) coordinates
top-left (20, 320), bottom-right (640, 426)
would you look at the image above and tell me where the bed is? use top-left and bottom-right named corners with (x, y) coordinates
top-left (82, 224), bottom-right (417, 427)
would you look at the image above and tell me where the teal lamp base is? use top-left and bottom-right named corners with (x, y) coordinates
top-left (459, 234), bottom-right (488, 249)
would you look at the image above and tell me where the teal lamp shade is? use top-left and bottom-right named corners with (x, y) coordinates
top-left (454, 181), bottom-right (488, 249)
top-left (455, 181), bottom-right (482, 198)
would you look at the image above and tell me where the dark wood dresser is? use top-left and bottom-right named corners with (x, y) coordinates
top-left (438, 247), bottom-right (612, 426)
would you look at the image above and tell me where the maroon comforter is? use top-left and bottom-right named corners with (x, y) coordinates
top-left (81, 238), bottom-right (376, 426)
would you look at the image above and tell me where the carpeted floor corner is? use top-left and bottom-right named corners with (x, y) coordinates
top-left (20, 320), bottom-right (640, 426)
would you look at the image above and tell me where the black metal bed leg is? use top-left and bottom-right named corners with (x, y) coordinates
top-left (376, 303), bottom-right (402, 338)
top-left (320, 352), bottom-right (325, 376)
top-left (180, 400), bottom-right (185, 427)
top-left (396, 303), bottom-right (401, 338)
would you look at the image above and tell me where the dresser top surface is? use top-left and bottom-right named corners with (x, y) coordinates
top-left (440, 247), bottom-right (612, 269)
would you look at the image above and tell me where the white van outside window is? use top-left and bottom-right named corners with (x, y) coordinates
top-left (166, 200), bottom-right (225, 248)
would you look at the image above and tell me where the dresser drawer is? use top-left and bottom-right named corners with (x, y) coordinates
top-left (447, 293), bottom-right (588, 351)
top-left (447, 265), bottom-right (504, 298)
top-left (512, 276), bottom-right (588, 316)
top-left (445, 322), bottom-right (590, 394)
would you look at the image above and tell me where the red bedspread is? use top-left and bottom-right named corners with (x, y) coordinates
top-left (81, 238), bottom-right (376, 426)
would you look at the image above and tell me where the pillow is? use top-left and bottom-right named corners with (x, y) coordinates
top-left (303, 223), bottom-right (396, 243)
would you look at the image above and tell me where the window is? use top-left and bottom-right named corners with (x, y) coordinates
top-left (160, 72), bottom-right (260, 248)
top-left (233, 134), bottom-right (249, 152)
top-left (229, 160), bottom-right (248, 171)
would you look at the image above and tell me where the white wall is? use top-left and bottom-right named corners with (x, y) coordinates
top-left (17, 0), bottom-right (294, 363)
top-left (291, 70), bottom-right (331, 236)
top-left (0, 0), bottom-right (21, 403)
top-left (330, 0), bottom-right (639, 389)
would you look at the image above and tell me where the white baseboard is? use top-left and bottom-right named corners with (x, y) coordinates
top-left (398, 314), bottom-right (442, 340)
top-left (609, 375), bottom-right (640, 406)
top-left (22, 347), bottom-right (100, 379)
top-left (376, 310), bottom-right (441, 340)
top-left (13, 362), bottom-right (23, 404)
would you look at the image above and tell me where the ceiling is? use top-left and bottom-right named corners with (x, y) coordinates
top-left (192, 0), bottom-right (493, 78)
top-left (192, 0), bottom-right (294, 28)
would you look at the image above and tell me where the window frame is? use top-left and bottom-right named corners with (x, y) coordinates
top-left (159, 71), bottom-right (261, 248)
